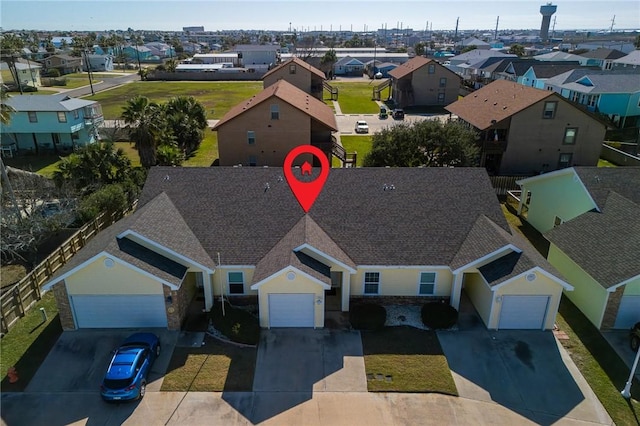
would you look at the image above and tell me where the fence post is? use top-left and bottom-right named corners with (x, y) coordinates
top-left (32, 273), bottom-right (42, 300)
top-left (14, 287), bottom-right (25, 317)
top-left (1, 313), bottom-right (8, 335)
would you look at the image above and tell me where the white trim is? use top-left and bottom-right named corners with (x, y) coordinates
top-left (42, 250), bottom-right (180, 291)
top-left (490, 267), bottom-right (573, 292)
top-left (363, 271), bottom-right (381, 295)
top-left (358, 265), bottom-right (450, 270)
top-left (227, 270), bottom-right (245, 295)
top-left (117, 230), bottom-right (215, 273)
top-left (293, 243), bottom-right (357, 273)
top-left (250, 266), bottom-right (331, 290)
top-left (606, 274), bottom-right (640, 292)
top-left (417, 271), bottom-right (437, 296)
top-left (216, 265), bottom-right (256, 270)
top-left (452, 244), bottom-right (522, 274)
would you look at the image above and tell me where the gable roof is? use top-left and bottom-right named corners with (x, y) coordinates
top-left (212, 79), bottom-right (337, 131)
top-left (613, 50), bottom-right (640, 66)
top-left (450, 50), bottom-right (516, 63)
top-left (534, 51), bottom-right (585, 62)
top-left (579, 48), bottom-right (626, 60)
top-left (5, 94), bottom-right (97, 112)
top-left (138, 167), bottom-right (510, 267)
top-left (545, 192), bottom-right (640, 289)
top-left (559, 72), bottom-right (640, 94)
top-left (574, 167), bottom-right (640, 208)
top-left (445, 80), bottom-right (554, 130)
top-left (388, 56), bottom-right (433, 79)
top-left (262, 57), bottom-right (326, 81)
top-left (527, 62), bottom-right (585, 78)
top-left (335, 56), bottom-right (364, 66)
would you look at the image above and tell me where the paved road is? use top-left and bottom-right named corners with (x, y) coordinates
top-left (60, 72), bottom-right (140, 98)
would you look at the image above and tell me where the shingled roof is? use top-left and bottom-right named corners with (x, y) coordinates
top-left (574, 167), bottom-right (640, 208)
top-left (388, 56), bottom-right (433, 79)
top-left (445, 80), bottom-right (554, 130)
top-left (262, 57), bottom-right (326, 81)
top-left (137, 167), bottom-right (510, 267)
top-left (545, 192), bottom-right (640, 288)
top-left (212, 79), bottom-right (337, 131)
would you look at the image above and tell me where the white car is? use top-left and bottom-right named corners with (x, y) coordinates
top-left (354, 120), bottom-right (369, 134)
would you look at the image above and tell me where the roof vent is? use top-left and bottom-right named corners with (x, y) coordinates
top-left (264, 183), bottom-right (270, 192)
top-left (163, 175), bottom-right (170, 181)
top-left (383, 184), bottom-right (396, 191)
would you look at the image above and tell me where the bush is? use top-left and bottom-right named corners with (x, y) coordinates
top-left (45, 68), bottom-right (60, 77)
top-left (77, 184), bottom-right (128, 223)
top-left (421, 302), bottom-right (458, 329)
top-left (211, 302), bottom-right (260, 345)
top-left (350, 303), bottom-right (386, 330)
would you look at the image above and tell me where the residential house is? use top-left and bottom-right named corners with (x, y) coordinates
top-left (232, 44), bottom-right (279, 72)
top-left (144, 42), bottom-right (176, 58)
top-left (42, 54), bottom-right (83, 75)
top-left (533, 51), bottom-right (590, 65)
top-left (612, 50), bottom-right (640, 68)
top-left (448, 50), bottom-right (517, 76)
top-left (333, 56), bottom-right (365, 76)
top-left (83, 54), bottom-right (114, 72)
top-left (0, 60), bottom-right (42, 87)
top-left (262, 57), bottom-right (326, 100)
top-left (518, 62), bottom-right (587, 89)
top-left (212, 80), bottom-right (337, 167)
top-left (365, 60), bottom-right (397, 79)
top-left (42, 167), bottom-right (571, 331)
top-left (445, 80), bottom-right (606, 175)
top-left (457, 37), bottom-right (492, 50)
top-left (515, 167), bottom-right (640, 329)
top-left (122, 45), bottom-right (153, 62)
top-left (544, 68), bottom-right (640, 128)
top-left (386, 57), bottom-right (461, 108)
top-left (578, 48), bottom-right (626, 70)
top-left (1, 94), bottom-right (103, 156)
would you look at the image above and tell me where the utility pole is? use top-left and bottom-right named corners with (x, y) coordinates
top-left (494, 16), bottom-right (499, 41)
top-left (454, 17), bottom-right (459, 43)
top-left (609, 15), bottom-right (616, 33)
top-left (83, 48), bottom-right (95, 96)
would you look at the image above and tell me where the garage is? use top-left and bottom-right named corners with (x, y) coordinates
top-left (498, 295), bottom-right (550, 330)
top-left (268, 293), bottom-right (315, 328)
top-left (71, 295), bottom-right (167, 328)
top-left (614, 296), bottom-right (640, 329)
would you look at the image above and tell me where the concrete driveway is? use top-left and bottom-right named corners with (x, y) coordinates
top-left (438, 328), bottom-right (612, 425)
top-left (26, 329), bottom-right (178, 394)
top-left (603, 330), bottom-right (640, 381)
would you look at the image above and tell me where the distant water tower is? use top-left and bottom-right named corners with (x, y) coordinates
top-left (540, 3), bottom-right (557, 43)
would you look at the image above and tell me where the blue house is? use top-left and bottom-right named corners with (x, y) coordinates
top-left (122, 45), bottom-right (153, 62)
top-left (334, 56), bottom-right (365, 76)
top-left (1, 94), bottom-right (104, 156)
top-left (544, 69), bottom-right (640, 128)
top-left (518, 62), bottom-right (584, 89)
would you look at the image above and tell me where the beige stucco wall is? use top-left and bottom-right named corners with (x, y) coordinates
top-left (547, 243), bottom-right (607, 328)
top-left (217, 100), bottom-right (314, 167)
top-left (521, 171), bottom-right (596, 233)
top-left (410, 65), bottom-right (460, 106)
top-left (463, 272), bottom-right (493, 327)
top-left (263, 67), bottom-right (312, 93)
top-left (64, 255), bottom-right (164, 295)
top-left (211, 267), bottom-right (257, 296)
top-left (350, 267), bottom-right (453, 297)
top-left (490, 271), bottom-right (564, 330)
top-left (255, 269), bottom-right (326, 328)
top-left (500, 96), bottom-right (605, 175)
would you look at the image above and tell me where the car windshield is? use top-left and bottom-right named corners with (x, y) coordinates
top-left (103, 378), bottom-right (134, 389)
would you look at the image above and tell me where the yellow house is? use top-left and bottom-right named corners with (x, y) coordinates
top-left (43, 167), bottom-right (570, 331)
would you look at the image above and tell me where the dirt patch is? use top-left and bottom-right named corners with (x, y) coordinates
top-left (0, 264), bottom-right (28, 288)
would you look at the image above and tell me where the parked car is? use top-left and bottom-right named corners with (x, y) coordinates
top-left (631, 322), bottom-right (640, 351)
top-left (355, 120), bottom-right (369, 133)
top-left (100, 333), bottom-right (161, 402)
top-left (392, 109), bottom-right (405, 120)
top-left (379, 107), bottom-right (388, 119)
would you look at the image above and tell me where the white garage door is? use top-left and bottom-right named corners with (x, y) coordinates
top-left (498, 295), bottom-right (550, 330)
top-left (269, 294), bottom-right (314, 328)
top-left (614, 296), bottom-right (640, 329)
top-left (71, 295), bottom-right (168, 328)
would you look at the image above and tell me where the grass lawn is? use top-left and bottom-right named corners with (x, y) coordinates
top-left (84, 81), bottom-right (263, 120)
top-left (500, 203), bottom-right (640, 423)
top-left (598, 158), bottom-right (618, 167)
top-left (330, 82), bottom-right (382, 114)
top-left (0, 264), bottom-right (27, 288)
top-left (0, 291), bottom-right (62, 391)
top-left (3, 154), bottom-right (62, 178)
top-left (184, 132), bottom-right (218, 166)
top-left (360, 326), bottom-right (458, 394)
top-left (340, 135), bottom-right (372, 167)
top-left (161, 335), bottom-right (256, 392)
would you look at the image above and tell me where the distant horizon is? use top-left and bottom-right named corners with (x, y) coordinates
top-left (2, 1), bottom-right (639, 33)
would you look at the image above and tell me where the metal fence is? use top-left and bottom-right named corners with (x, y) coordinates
top-left (490, 175), bottom-right (527, 196)
top-left (0, 203), bottom-right (137, 334)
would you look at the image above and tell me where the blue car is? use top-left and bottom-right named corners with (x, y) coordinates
top-left (100, 333), bottom-right (161, 401)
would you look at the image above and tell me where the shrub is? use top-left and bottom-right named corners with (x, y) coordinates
top-left (77, 184), bottom-right (128, 223)
top-left (45, 68), bottom-right (60, 77)
top-left (350, 303), bottom-right (386, 330)
top-left (211, 302), bottom-right (260, 345)
top-left (421, 302), bottom-right (458, 329)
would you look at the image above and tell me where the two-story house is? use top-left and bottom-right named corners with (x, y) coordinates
top-left (262, 57), bottom-right (326, 100)
top-left (83, 54), bottom-right (114, 72)
top-left (212, 79), bottom-right (337, 167)
top-left (446, 80), bottom-right (606, 175)
top-left (0, 60), bottom-right (42, 87)
top-left (385, 57), bottom-right (461, 108)
top-left (578, 48), bottom-right (627, 70)
top-left (42, 54), bottom-right (83, 75)
top-left (1, 94), bottom-right (103, 155)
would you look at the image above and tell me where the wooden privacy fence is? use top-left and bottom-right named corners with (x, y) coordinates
top-left (0, 202), bottom-right (137, 334)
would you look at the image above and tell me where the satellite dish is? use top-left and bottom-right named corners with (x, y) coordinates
top-left (375, 72), bottom-right (383, 79)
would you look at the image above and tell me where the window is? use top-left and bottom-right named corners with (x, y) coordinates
top-left (364, 272), bottom-right (380, 294)
top-left (289, 64), bottom-right (296, 74)
top-left (428, 64), bottom-right (435, 74)
top-left (28, 111), bottom-right (37, 123)
top-left (437, 93), bottom-right (446, 104)
top-left (588, 95), bottom-right (599, 108)
top-left (543, 101), bottom-right (557, 119)
top-left (73, 110), bottom-right (79, 119)
top-left (248, 155), bottom-right (257, 166)
top-left (554, 216), bottom-right (563, 227)
top-left (270, 104), bottom-right (279, 120)
top-left (419, 272), bottom-right (436, 295)
top-left (228, 272), bottom-right (244, 294)
top-left (57, 111), bottom-right (67, 123)
top-left (563, 128), bottom-right (577, 145)
top-left (439, 77), bottom-right (447, 88)
top-left (558, 153), bottom-right (573, 169)
top-left (247, 131), bottom-right (255, 145)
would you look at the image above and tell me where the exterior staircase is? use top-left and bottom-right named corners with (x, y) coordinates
top-left (372, 79), bottom-right (391, 101)
top-left (332, 140), bottom-right (357, 168)
top-left (323, 81), bottom-right (338, 101)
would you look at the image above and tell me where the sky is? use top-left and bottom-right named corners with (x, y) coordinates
top-left (1, 0), bottom-right (639, 32)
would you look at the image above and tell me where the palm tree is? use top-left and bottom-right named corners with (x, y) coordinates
top-left (1, 88), bottom-right (14, 125)
top-left (164, 96), bottom-right (208, 157)
top-left (121, 96), bottom-right (163, 168)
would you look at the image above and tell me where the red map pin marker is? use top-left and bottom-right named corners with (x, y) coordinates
top-left (283, 145), bottom-right (329, 213)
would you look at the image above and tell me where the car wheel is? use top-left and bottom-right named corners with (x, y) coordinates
top-left (138, 381), bottom-right (146, 400)
top-left (156, 344), bottom-right (161, 357)
top-left (632, 335), bottom-right (640, 352)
